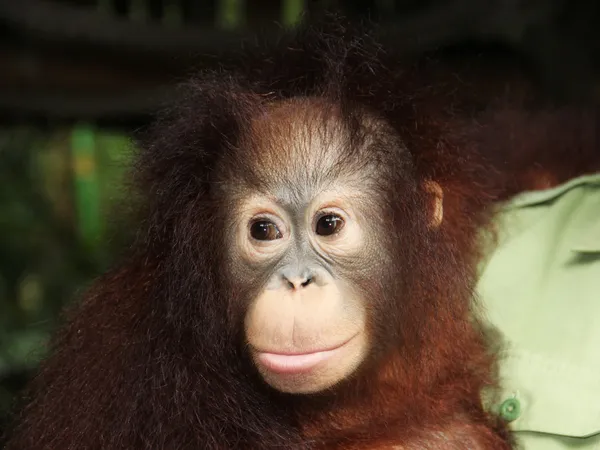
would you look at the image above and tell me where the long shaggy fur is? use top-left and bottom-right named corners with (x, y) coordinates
top-left (4, 16), bottom-right (598, 450)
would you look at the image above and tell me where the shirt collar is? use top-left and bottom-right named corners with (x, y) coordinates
top-left (503, 173), bottom-right (600, 253)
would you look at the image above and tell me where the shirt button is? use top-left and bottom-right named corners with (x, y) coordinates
top-left (499, 398), bottom-right (521, 422)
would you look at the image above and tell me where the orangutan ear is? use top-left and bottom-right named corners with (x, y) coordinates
top-left (423, 180), bottom-right (444, 228)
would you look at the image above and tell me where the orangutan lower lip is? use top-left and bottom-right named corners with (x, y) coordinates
top-left (254, 336), bottom-right (356, 374)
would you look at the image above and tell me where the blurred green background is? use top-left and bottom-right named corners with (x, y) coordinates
top-left (0, 125), bottom-right (133, 426)
top-left (1, 0), bottom-right (599, 438)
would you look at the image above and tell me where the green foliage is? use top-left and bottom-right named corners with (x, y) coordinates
top-left (0, 125), bottom-right (133, 430)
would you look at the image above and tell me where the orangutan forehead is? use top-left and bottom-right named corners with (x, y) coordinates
top-left (238, 97), bottom-right (381, 196)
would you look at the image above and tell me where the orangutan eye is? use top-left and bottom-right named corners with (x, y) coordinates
top-left (250, 220), bottom-right (282, 241)
top-left (315, 214), bottom-right (345, 236)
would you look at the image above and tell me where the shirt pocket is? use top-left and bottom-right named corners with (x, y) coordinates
top-left (491, 349), bottom-right (600, 440)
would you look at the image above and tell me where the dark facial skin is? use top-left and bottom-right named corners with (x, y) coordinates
top-left (222, 98), bottom-right (443, 394)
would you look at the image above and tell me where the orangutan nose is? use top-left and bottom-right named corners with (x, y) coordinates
top-left (281, 269), bottom-right (314, 290)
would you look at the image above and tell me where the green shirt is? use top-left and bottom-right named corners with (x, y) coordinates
top-left (477, 174), bottom-right (600, 449)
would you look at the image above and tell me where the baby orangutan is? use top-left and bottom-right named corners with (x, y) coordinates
top-left (4, 19), bottom-right (515, 450)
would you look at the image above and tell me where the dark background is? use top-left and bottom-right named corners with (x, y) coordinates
top-left (1, 0), bottom-right (598, 439)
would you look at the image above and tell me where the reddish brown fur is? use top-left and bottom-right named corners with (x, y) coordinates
top-left (4, 16), bottom-right (598, 450)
